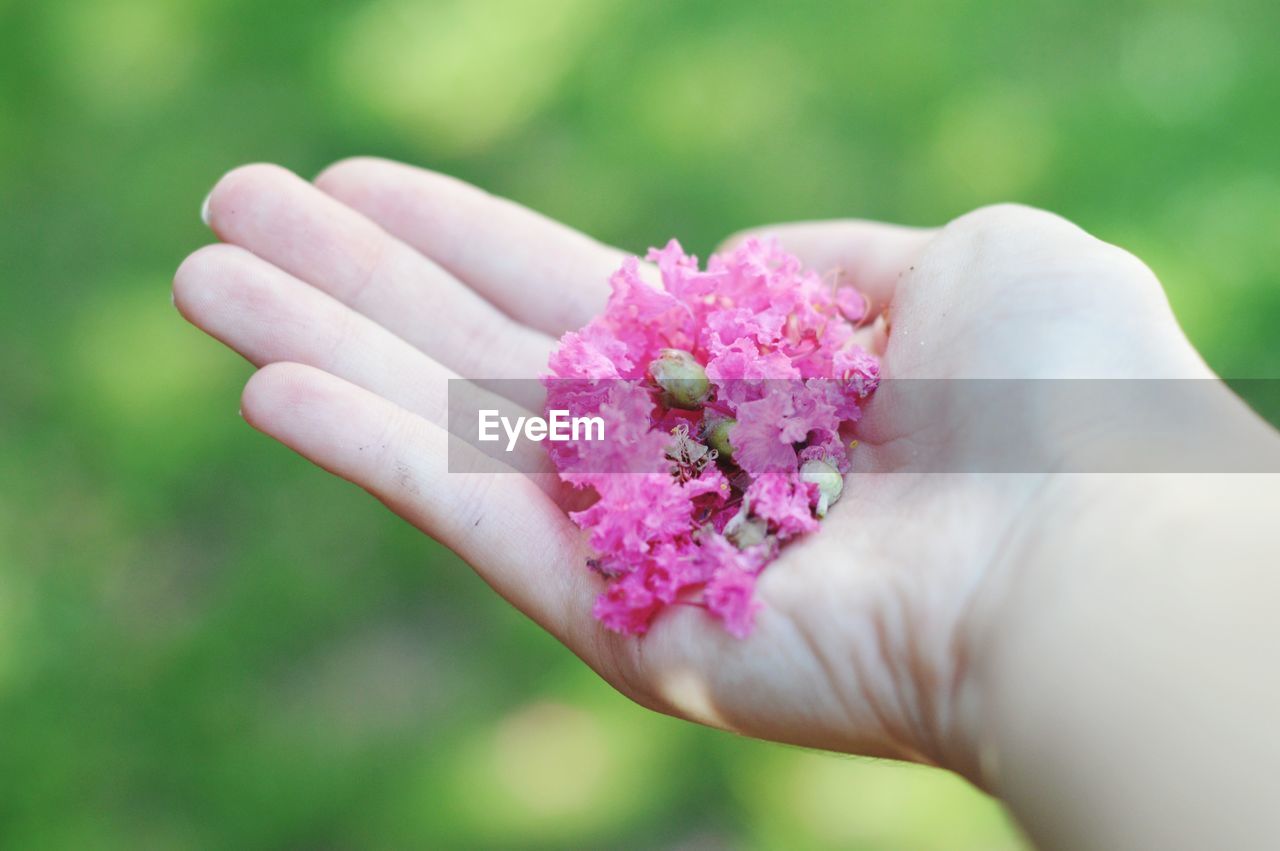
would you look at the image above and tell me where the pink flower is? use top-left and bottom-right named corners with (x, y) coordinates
top-left (731, 390), bottom-right (802, 477)
top-left (705, 565), bottom-right (762, 639)
top-left (836, 286), bottom-right (868, 323)
top-left (571, 473), bottom-right (694, 560)
top-left (747, 474), bottom-right (821, 538)
top-left (543, 238), bottom-right (878, 638)
top-left (593, 571), bottom-right (661, 635)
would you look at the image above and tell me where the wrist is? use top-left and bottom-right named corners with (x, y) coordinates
top-left (958, 466), bottom-right (1280, 845)
top-left (956, 473), bottom-right (1147, 789)
top-left (952, 380), bottom-right (1280, 783)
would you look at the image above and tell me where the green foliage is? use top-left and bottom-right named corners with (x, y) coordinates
top-left (2, 0), bottom-right (1276, 846)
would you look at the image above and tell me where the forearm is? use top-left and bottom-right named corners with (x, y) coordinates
top-left (971, 472), bottom-right (1280, 850)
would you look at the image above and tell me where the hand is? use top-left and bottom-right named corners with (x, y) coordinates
top-left (171, 160), bottom-right (1224, 787)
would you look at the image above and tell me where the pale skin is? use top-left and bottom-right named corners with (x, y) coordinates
top-left (175, 159), bottom-right (1280, 849)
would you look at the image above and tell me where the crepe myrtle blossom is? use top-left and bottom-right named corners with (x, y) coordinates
top-left (542, 238), bottom-right (878, 638)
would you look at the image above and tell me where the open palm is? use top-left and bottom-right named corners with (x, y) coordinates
top-left (175, 160), bottom-right (1210, 783)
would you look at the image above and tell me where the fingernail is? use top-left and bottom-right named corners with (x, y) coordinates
top-left (200, 191), bottom-right (213, 227)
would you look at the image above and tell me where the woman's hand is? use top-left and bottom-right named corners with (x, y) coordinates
top-left (173, 160), bottom-right (1276, 825)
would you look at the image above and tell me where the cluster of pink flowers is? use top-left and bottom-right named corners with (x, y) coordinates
top-left (542, 238), bottom-right (878, 638)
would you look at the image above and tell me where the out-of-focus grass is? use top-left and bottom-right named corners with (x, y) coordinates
top-left (1, 0), bottom-right (1277, 847)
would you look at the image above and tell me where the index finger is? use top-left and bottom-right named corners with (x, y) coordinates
top-left (315, 157), bottom-right (626, 336)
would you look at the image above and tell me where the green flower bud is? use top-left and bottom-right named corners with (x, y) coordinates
top-left (723, 496), bottom-right (768, 549)
top-left (727, 515), bottom-right (768, 549)
top-left (800, 458), bottom-right (844, 518)
top-left (648, 348), bottom-right (710, 409)
top-left (703, 416), bottom-right (736, 461)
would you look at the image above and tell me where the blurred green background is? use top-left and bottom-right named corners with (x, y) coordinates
top-left (2, 0), bottom-right (1277, 848)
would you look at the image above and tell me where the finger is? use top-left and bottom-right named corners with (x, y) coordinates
top-left (722, 220), bottom-right (936, 319)
top-left (175, 242), bottom-right (561, 480)
top-left (241, 361), bottom-right (601, 646)
top-left (176, 242), bottom-right (466, 420)
top-left (203, 163), bottom-right (552, 381)
top-left (315, 157), bottom-right (623, 335)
